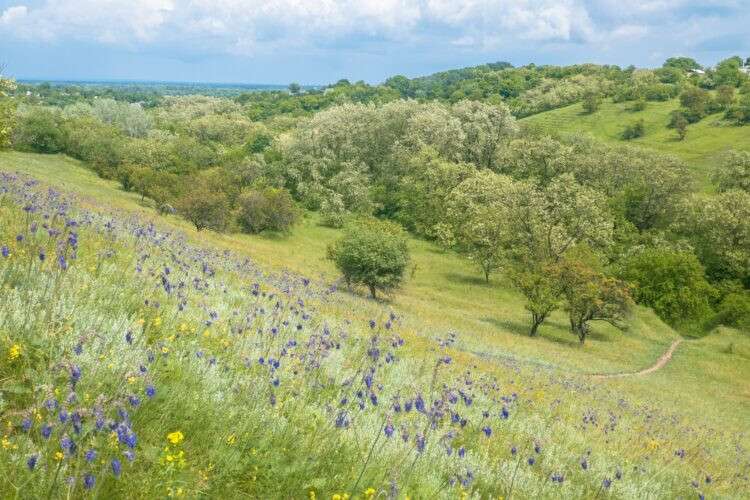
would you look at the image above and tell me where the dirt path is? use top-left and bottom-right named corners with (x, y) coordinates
top-left (591, 339), bottom-right (683, 379)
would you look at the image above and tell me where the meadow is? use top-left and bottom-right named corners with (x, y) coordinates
top-left (2, 150), bottom-right (749, 498)
top-left (522, 97), bottom-right (750, 189)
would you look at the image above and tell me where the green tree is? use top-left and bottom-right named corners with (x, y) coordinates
top-left (327, 217), bottom-right (410, 299)
top-left (507, 260), bottom-right (561, 337)
top-left (582, 92), bottom-right (601, 114)
top-left (712, 150), bottom-right (750, 193)
top-left (236, 187), bottom-right (298, 234)
top-left (174, 177), bottom-right (230, 231)
top-left (555, 248), bottom-right (632, 344)
top-left (288, 82), bottom-right (301, 95)
top-left (619, 248), bottom-right (714, 326)
top-left (679, 190), bottom-right (750, 285)
top-left (671, 111), bottom-right (689, 141)
top-left (0, 73), bottom-right (16, 149)
top-left (663, 57), bottom-right (701, 71)
top-left (12, 107), bottom-right (66, 153)
top-left (679, 86), bottom-right (711, 122)
top-left (716, 85), bottom-right (736, 110)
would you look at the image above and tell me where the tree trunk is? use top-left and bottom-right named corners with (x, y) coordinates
top-left (369, 285), bottom-right (377, 299)
top-left (529, 313), bottom-right (545, 337)
top-left (484, 268), bottom-right (490, 283)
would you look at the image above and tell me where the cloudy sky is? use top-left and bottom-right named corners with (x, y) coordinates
top-left (1, 0), bottom-right (748, 84)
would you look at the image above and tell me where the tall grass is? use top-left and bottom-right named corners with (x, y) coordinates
top-left (1, 172), bottom-right (748, 498)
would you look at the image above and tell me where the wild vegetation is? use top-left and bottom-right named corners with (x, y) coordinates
top-left (1, 56), bottom-right (750, 498)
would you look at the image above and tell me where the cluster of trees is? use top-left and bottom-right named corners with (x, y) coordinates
top-left (5, 59), bottom-right (750, 340)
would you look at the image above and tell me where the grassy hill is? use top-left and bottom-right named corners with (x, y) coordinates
top-left (2, 151), bottom-right (750, 498)
top-left (523, 98), bottom-right (750, 189)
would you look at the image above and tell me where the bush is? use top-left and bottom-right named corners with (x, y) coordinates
top-left (236, 187), bottom-right (298, 234)
top-left (622, 119), bottom-right (645, 140)
top-left (711, 292), bottom-right (750, 331)
top-left (175, 182), bottom-right (230, 231)
top-left (619, 248), bottom-right (715, 326)
top-left (12, 108), bottom-right (66, 153)
top-left (582, 92), bottom-right (601, 113)
top-left (327, 217), bottom-right (410, 298)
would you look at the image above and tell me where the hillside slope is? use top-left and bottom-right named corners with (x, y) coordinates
top-left (2, 151), bottom-right (750, 498)
top-left (523, 98), bottom-right (750, 188)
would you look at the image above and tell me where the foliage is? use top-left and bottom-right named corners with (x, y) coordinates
top-left (582, 92), bottom-right (602, 114)
top-left (712, 150), bottom-right (750, 193)
top-left (236, 187), bottom-right (298, 233)
top-left (678, 190), bottom-right (750, 286)
top-left (621, 119), bottom-right (645, 140)
top-left (0, 75), bottom-right (16, 149)
top-left (619, 248), bottom-right (715, 326)
top-left (12, 107), bottom-right (67, 153)
top-left (174, 174), bottom-right (231, 231)
top-left (327, 217), bottom-right (410, 298)
top-left (555, 247), bottom-right (633, 344)
top-left (507, 260), bottom-right (561, 337)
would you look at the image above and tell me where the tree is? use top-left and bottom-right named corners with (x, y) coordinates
top-left (716, 85), bottom-right (736, 110)
top-left (507, 260), bottom-right (561, 337)
top-left (555, 248), bottom-right (632, 344)
top-left (440, 170), bottom-right (516, 282)
top-left (712, 150), bottom-right (750, 193)
top-left (619, 248), bottom-right (714, 326)
top-left (714, 57), bottom-right (743, 87)
top-left (327, 217), bottom-right (410, 299)
top-left (236, 187), bottom-right (298, 233)
top-left (582, 92), bottom-right (601, 114)
top-left (671, 111), bottom-right (688, 141)
top-left (0, 73), bottom-right (16, 149)
top-left (679, 86), bottom-right (711, 122)
top-left (679, 190), bottom-right (750, 285)
top-left (451, 100), bottom-right (518, 170)
top-left (288, 82), bottom-right (301, 95)
top-left (174, 178), bottom-right (230, 231)
top-left (12, 107), bottom-right (66, 153)
top-left (396, 148), bottom-right (473, 238)
top-left (663, 57), bottom-right (701, 71)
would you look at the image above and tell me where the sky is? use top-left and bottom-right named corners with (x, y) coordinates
top-left (1, 0), bottom-right (749, 85)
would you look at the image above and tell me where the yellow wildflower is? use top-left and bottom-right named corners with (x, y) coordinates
top-left (128, 376), bottom-right (137, 384)
top-left (364, 488), bottom-right (376, 498)
top-left (167, 431), bottom-right (184, 444)
top-left (1, 436), bottom-right (10, 449)
top-left (226, 434), bottom-right (237, 445)
top-left (8, 344), bottom-right (21, 361)
top-left (54, 451), bottom-right (64, 461)
top-left (153, 317), bottom-right (162, 327)
top-left (161, 346), bottom-right (170, 354)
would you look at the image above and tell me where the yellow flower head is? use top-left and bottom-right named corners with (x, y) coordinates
top-left (167, 431), bottom-right (184, 444)
top-left (8, 344), bottom-right (21, 361)
top-left (54, 451), bottom-right (64, 461)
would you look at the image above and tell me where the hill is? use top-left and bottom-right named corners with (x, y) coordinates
top-left (2, 150), bottom-right (749, 498)
top-left (522, 98), bottom-right (750, 188)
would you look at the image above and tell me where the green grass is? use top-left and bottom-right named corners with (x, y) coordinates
top-left (523, 98), bottom-right (750, 189)
top-left (2, 150), bottom-right (750, 498)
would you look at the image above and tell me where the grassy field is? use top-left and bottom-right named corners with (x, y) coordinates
top-left (523, 98), bottom-right (750, 189)
top-left (2, 150), bottom-right (750, 497)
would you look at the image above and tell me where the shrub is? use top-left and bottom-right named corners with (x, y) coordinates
top-left (711, 292), bottom-right (750, 331)
top-left (669, 111), bottom-right (689, 141)
top-left (582, 92), bottom-right (601, 113)
top-left (236, 187), bottom-right (298, 234)
top-left (175, 182), bottom-right (230, 231)
top-left (327, 217), bottom-right (410, 299)
top-left (619, 248), bottom-right (715, 326)
top-left (622, 119), bottom-right (645, 140)
top-left (12, 107), bottom-right (66, 153)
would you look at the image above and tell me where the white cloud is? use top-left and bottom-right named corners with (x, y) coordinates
top-left (1, 5), bottom-right (28, 24)
top-left (0, 0), bottom-right (740, 57)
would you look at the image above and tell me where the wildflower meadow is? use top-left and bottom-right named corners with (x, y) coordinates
top-left (1, 171), bottom-right (748, 498)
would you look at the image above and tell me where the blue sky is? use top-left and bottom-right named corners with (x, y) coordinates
top-left (1, 0), bottom-right (748, 85)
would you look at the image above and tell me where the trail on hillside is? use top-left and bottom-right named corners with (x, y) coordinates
top-left (591, 339), bottom-right (683, 379)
